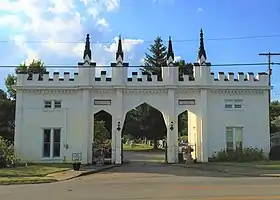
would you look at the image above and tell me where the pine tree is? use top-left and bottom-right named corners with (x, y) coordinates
top-left (141, 36), bottom-right (167, 76)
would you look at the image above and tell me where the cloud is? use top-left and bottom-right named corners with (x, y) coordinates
top-left (197, 7), bottom-right (204, 12)
top-left (0, 0), bottom-right (143, 74)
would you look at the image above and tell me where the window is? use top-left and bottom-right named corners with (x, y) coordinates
top-left (43, 129), bottom-right (51, 157)
top-left (224, 99), bottom-right (243, 109)
top-left (226, 127), bottom-right (243, 151)
top-left (43, 128), bottom-right (61, 158)
top-left (44, 100), bottom-right (62, 109)
top-left (54, 100), bottom-right (62, 108)
top-left (44, 101), bottom-right (52, 109)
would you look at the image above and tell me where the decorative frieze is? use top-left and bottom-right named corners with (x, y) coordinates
top-left (123, 89), bottom-right (167, 95)
top-left (210, 89), bottom-right (266, 95)
top-left (23, 89), bottom-right (76, 95)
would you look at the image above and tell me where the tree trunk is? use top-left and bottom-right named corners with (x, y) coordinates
top-left (153, 138), bottom-right (158, 149)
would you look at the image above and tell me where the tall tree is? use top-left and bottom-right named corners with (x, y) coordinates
top-left (137, 37), bottom-right (168, 148)
top-left (141, 36), bottom-right (167, 76)
top-left (5, 59), bottom-right (46, 99)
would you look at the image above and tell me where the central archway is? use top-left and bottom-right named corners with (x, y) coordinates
top-left (121, 102), bottom-right (167, 163)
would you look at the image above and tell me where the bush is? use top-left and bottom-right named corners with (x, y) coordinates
top-left (0, 136), bottom-right (18, 168)
top-left (209, 147), bottom-right (268, 162)
top-left (269, 145), bottom-right (280, 160)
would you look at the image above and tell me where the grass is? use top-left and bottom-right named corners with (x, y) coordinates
top-left (0, 163), bottom-right (72, 185)
top-left (210, 161), bottom-right (280, 170)
top-left (123, 143), bottom-right (164, 152)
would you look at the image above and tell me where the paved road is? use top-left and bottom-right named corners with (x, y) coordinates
top-left (1, 152), bottom-right (280, 200)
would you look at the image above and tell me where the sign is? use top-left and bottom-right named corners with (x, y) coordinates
top-left (94, 99), bottom-right (111, 105)
top-left (72, 152), bottom-right (82, 161)
top-left (178, 99), bottom-right (195, 105)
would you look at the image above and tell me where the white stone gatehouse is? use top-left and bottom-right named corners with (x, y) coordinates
top-left (14, 30), bottom-right (270, 164)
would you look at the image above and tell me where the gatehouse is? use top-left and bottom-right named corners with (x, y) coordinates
top-left (14, 30), bottom-right (270, 164)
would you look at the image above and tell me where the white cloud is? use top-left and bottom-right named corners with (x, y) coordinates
top-left (197, 7), bottom-right (204, 12)
top-left (95, 18), bottom-right (109, 31)
top-left (0, 0), bottom-right (143, 70)
top-left (174, 56), bottom-right (181, 61)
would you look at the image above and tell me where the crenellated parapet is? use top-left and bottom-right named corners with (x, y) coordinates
top-left (15, 31), bottom-right (269, 89)
top-left (16, 71), bottom-right (79, 87)
top-left (209, 72), bottom-right (268, 86)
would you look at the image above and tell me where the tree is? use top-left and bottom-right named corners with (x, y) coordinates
top-left (5, 60), bottom-right (46, 99)
top-left (93, 120), bottom-right (110, 147)
top-left (136, 37), bottom-right (169, 149)
top-left (0, 89), bottom-right (15, 141)
top-left (174, 60), bottom-right (194, 79)
top-left (2, 59), bottom-right (46, 142)
top-left (141, 36), bottom-right (167, 76)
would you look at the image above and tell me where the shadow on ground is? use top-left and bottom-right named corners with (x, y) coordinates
top-left (105, 151), bottom-right (259, 178)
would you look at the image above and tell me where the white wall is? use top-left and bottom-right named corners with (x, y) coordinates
top-left (17, 90), bottom-right (90, 164)
top-left (207, 90), bottom-right (270, 157)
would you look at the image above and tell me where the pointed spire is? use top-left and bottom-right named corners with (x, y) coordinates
top-left (116, 34), bottom-right (124, 60)
top-left (167, 36), bottom-right (174, 60)
top-left (83, 34), bottom-right (91, 60)
top-left (198, 29), bottom-right (207, 60)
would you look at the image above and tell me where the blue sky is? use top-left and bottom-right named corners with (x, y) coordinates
top-left (0, 0), bottom-right (280, 99)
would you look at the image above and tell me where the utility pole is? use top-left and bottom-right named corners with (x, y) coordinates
top-left (259, 52), bottom-right (280, 138)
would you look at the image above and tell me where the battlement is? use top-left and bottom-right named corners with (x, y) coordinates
top-left (16, 69), bottom-right (269, 88)
top-left (16, 71), bottom-right (79, 87)
top-left (209, 72), bottom-right (268, 86)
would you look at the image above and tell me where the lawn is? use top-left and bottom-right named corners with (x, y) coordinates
top-left (123, 143), bottom-right (164, 152)
top-left (0, 163), bottom-right (72, 185)
top-left (208, 161), bottom-right (280, 171)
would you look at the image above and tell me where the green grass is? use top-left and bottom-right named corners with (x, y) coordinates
top-left (0, 163), bottom-right (71, 185)
top-left (123, 143), bottom-right (164, 152)
top-left (211, 161), bottom-right (280, 170)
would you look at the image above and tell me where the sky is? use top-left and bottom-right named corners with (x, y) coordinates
top-left (1, 0), bottom-right (280, 99)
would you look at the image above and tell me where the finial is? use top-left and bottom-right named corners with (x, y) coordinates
top-left (167, 36), bottom-right (174, 60)
top-left (198, 29), bottom-right (207, 60)
top-left (83, 34), bottom-right (91, 60)
top-left (116, 34), bottom-right (124, 61)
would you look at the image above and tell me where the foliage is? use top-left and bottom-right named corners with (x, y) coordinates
top-left (141, 36), bottom-right (167, 76)
top-left (93, 120), bottom-right (110, 148)
top-left (0, 90), bottom-right (15, 141)
top-left (5, 59), bottom-right (46, 99)
top-left (122, 103), bottom-right (167, 149)
top-left (178, 111), bottom-right (188, 136)
top-left (174, 60), bottom-right (194, 79)
top-left (2, 60), bottom-right (46, 142)
top-left (94, 110), bottom-right (112, 138)
top-left (0, 136), bottom-right (18, 168)
top-left (208, 147), bottom-right (267, 162)
top-left (269, 145), bottom-right (280, 160)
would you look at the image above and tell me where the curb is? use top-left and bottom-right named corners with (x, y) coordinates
top-left (78, 164), bottom-right (121, 177)
top-left (176, 164), bottom-right (280, 178)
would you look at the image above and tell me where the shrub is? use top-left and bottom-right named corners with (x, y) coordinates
top-left (209, 147), bottom-right (268, 162)
top-left (269, 145), bottom-right (280, 160)
top-left (0, 136), bottom-right (18, 168)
